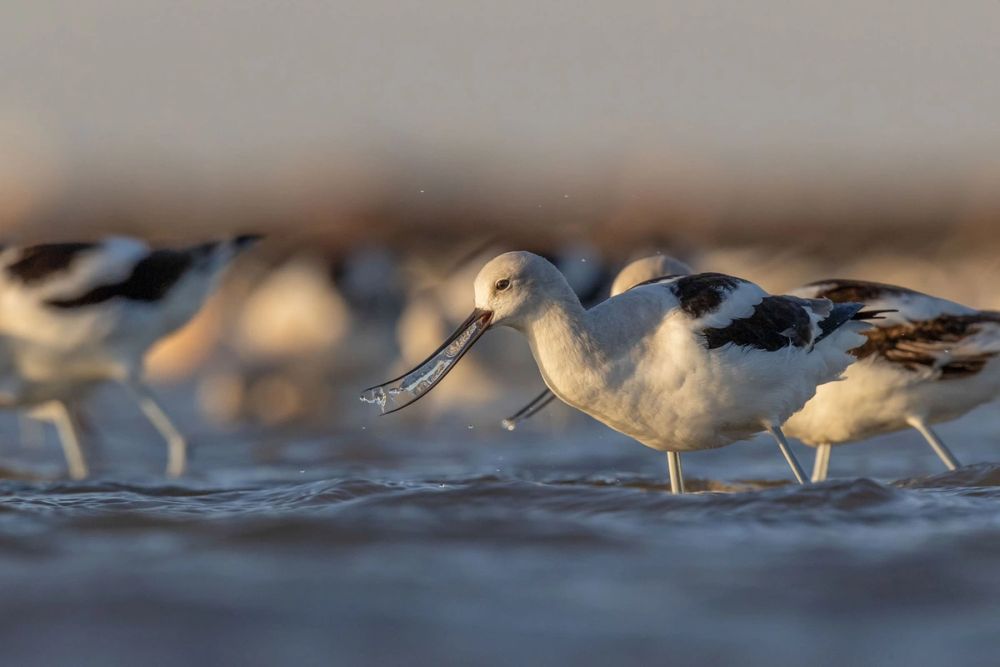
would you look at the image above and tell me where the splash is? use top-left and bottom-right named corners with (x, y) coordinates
top-left (359, 386), bottom-right (388, 411)
top-left (360, 314), bottom-right (489, 414)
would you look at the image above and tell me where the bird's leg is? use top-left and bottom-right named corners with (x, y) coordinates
top-left (765, 423), bottom-right (808, 484)
top-left (811, 443), bottom-right (831, 482)
top-left (31, 401), bottom-right (88, 480)
top-left (123, 380), bottom-right (188, 478)
top-left (666, 451), bottom-right (685, 494)
top-left (905, 416), bottom-right (960, 471)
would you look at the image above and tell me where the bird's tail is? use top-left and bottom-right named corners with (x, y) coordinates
top-left (854, 308), bottom-right (895, 321)
top-left (814, 302), bottom-right (864, 345)
top-left (814, 304), bottom-right (896, 346)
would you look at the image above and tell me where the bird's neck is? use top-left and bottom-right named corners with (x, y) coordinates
top-left (522, 297), bottom-right (603, 404)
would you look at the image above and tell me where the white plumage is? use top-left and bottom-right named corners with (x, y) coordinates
top-left (609, 255), bottom-right (694, 297)
top-left (363, 251), bottom-right (871, 493)
top-left (393, 245), bottom-right (610, 419)
top-left (543, 276), bottom-right (861, 452)
top-left (526, 257), bottom-right (1000, 482)
top-left (783, 280), bottom-right (1000, 480)
top-left (0, 235), bottom-right (259, 478)
top-left (503, 253), bottom-right (695, 429)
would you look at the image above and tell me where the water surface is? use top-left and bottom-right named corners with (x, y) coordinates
top-left (1, 403), bottom-right (999, 666)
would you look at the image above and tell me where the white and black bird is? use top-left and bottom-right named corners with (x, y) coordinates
top-left (502, 253), bottom-right (694, 429)
top-left (362, 252), bottom-right (874, 493)
top-left (783, 279), bottom-right (1000, 481)
top-left (0, 235), bottom-right (260, 478)
top-left (393, 244), bottom-right (612, 419)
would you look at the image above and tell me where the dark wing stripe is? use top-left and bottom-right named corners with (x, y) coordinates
top-left (855, 309), bottom-right (895, 320)
top-left (703, 296), bottom-right (812, 351)
top-left (856, 313), bottom-right (1000, 379)
top-left (629, 272), bottom-right (749, 318)
top-left (807, 278), bottom-right (918, 303)
top-left (814, 302), bottom-right (864, 344)
top-left (45, 250), bottom-right (194, 308)
top-left (6, 243), bottom-right (97, 285)
top-left (665, 273), bottom-right (748, 318)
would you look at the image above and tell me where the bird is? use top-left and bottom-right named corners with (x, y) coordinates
top-left (502, 253), bottom-right (694, 429)
top-left (609, 254), bottom-right (694, 299)
top-left (362, 251), bottom-right (874, 494)
top-left (198, 246), bottom-right (405, 428)
top-left (508, 260), bottom-right (990, 483)
top-left (0, 234), bottom-right (260, 479)
top-left (392, 243), bottom-right (611, 420)
top-left (198, 252), bottom-right (354, 427)
top-left (782, 279), bottom-right (1000, 481)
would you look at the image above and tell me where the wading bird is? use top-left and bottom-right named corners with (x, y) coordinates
top-left (0, 235), bottom-right (259, 478)
top-left (362, 252), bottom-right (874, 493)
top-left (783, 280), bottom-right (1000, 481)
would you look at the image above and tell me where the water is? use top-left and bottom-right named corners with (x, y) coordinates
top-left (362, 311), bottom-right (491, 415)
top-left (1, 399), bottom-right (999, 666)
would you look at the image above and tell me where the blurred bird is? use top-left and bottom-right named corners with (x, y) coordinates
top-left (0, 235), bottom-right (260, 478)
top-left (609, 254), bottom-right (694, 298)
top-left (197, 247), bottom-right (402, 428)
top-left (784, 280), bottom-right (1000, 480)
top-left (363, 252), bottom-right (875, 493)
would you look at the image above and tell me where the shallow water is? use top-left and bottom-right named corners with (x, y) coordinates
top-left (1, 397), bottom-right (999, 667)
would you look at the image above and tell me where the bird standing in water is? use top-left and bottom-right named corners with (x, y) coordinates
top-left (783, 279), bottom-right (1000, 481)
top-left (363, 252), bottom-right (873, 493)
top-left (0, 235), bottom-right (260, 478)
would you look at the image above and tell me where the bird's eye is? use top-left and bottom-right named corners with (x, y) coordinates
top-left (495, 278), bottom-right (511, 291)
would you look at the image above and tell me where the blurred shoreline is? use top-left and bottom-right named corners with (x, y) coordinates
top-left (3, 147), bottom-right (998, 257)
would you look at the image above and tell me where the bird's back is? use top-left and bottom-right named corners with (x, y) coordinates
top-left (794, 279), bottom-right (1000, 381)
top-left (0, 238), bottom-right (152, 347)
top-left (563, 273), bottom-right (868, 450)
top-left (0, 236), bottom-right (256, 385)
top-left (785, 279), bottom-right (1000, 444)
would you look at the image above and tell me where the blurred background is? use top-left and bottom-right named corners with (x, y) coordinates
top-left (2, 3), bottom-right (1000, 666)
top-left (3, 0), bottom-right (1000, 431)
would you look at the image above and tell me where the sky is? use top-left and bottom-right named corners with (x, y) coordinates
top-left (1, 1), bottom-right (999, 179)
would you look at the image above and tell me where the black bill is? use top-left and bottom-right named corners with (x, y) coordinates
top-left (500, 388), bottom-right (557, 431)
top-left (361, 308), bottom-right (493, 415)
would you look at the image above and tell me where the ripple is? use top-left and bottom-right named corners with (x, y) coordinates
top-left (894, 463), bottom-right (1000, 490)
top-left (0, 478), bottom-right (401, 518)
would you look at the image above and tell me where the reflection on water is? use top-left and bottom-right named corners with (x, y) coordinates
top-left (1, 406), bottom-right (999, 667)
